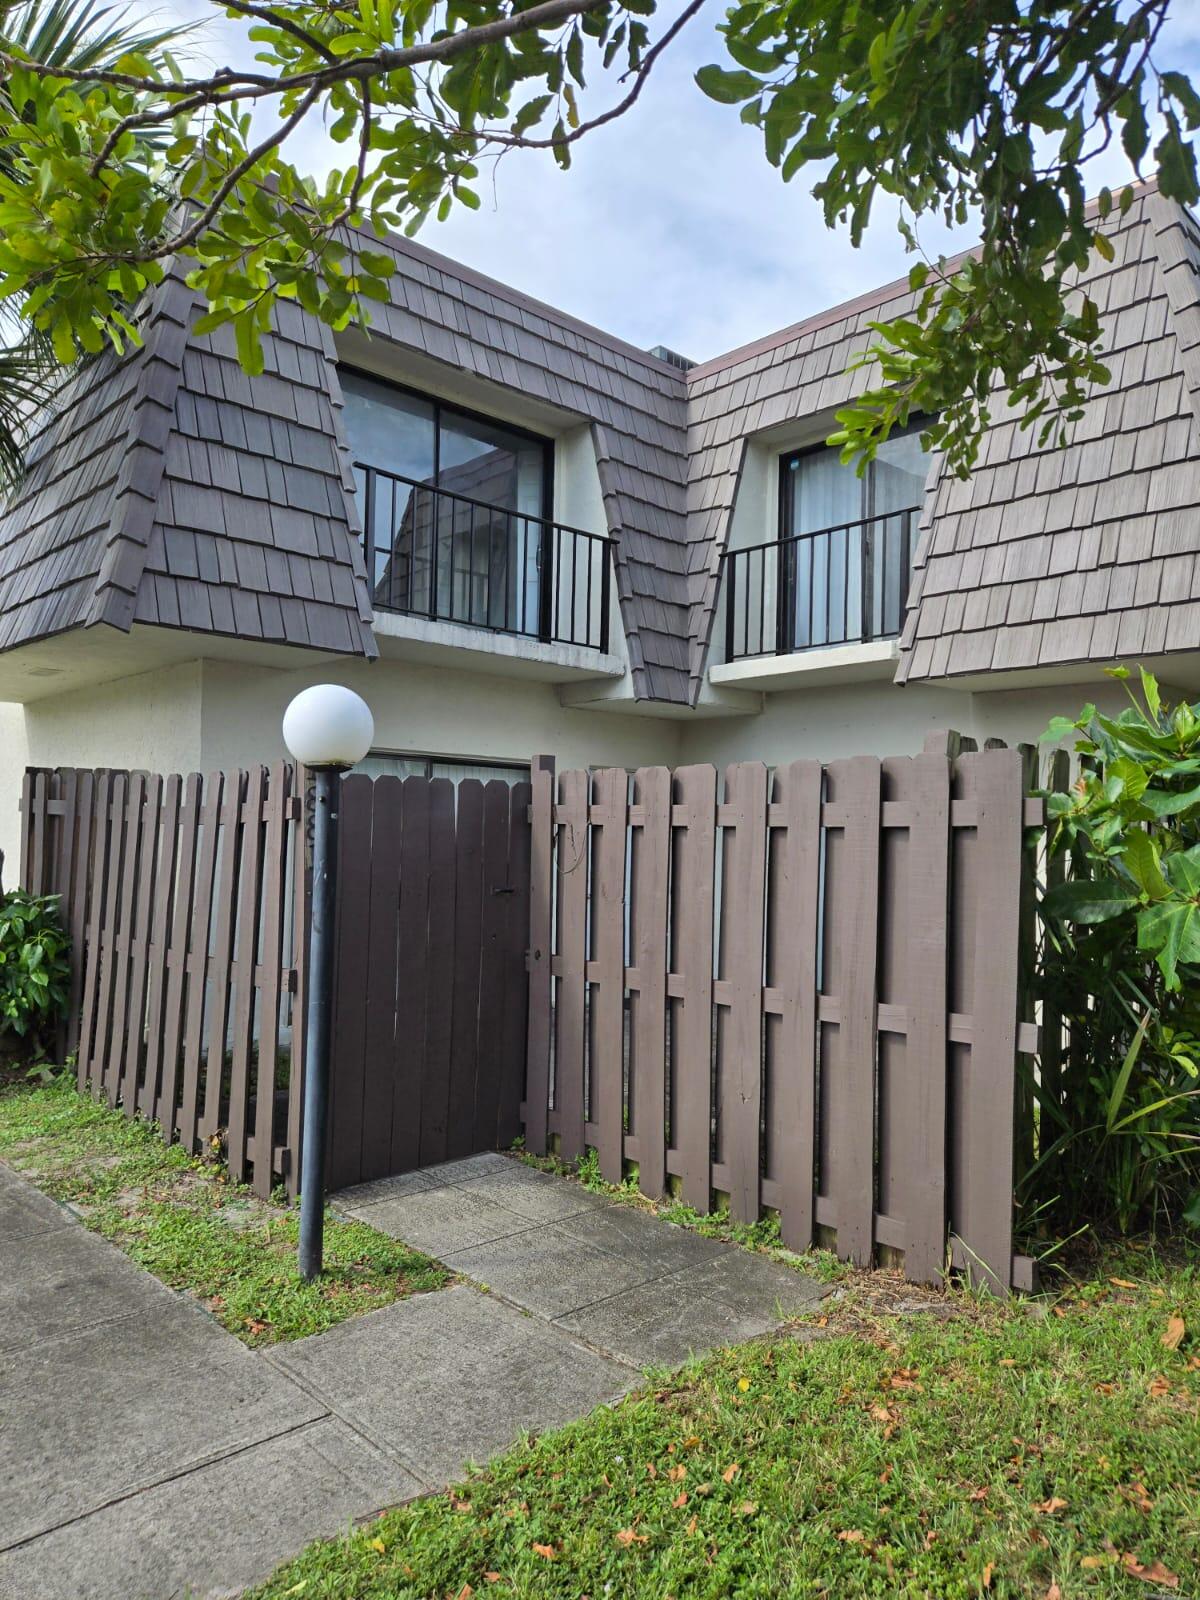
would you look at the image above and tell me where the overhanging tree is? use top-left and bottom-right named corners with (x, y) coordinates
top-left (0, 0), bottom-right (1196, 486)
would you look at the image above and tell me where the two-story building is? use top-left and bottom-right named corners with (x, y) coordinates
top-left (2, 181), bottom-right (1199, 868)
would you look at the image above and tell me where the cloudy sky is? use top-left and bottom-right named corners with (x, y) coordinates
top-left (167, 1), bottom-right (1200, 363)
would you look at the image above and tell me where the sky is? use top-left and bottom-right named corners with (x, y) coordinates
top-left (163, 1), bottom-right (1200, 364)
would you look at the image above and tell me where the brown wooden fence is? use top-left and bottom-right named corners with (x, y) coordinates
top-left (20, 765), bottom-right (305, 1197)
top-left (326, 772), bottom-right (530, 1190)
top-left (524, 735), bottom-right (1042, 1293)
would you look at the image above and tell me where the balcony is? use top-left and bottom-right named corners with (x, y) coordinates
top-left (720, 507), bottom-right (917, 663)
top-left (355, 463), bottom-right (614, 654)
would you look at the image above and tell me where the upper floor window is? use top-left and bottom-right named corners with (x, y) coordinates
top-left (340, 369), bottom-right (552, 634)
top-left (721, 423), bottom-right (929, 661)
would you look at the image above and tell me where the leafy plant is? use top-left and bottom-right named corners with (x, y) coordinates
top-left (0, 889), bottom-right (70, 1050)
top-left (1030, 667), bottom-right (1200, 1233)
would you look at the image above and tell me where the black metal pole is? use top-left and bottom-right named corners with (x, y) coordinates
top-left (299, 764), bottom-right (339, 1281)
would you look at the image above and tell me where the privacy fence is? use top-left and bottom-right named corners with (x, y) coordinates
top-left (21, 764), bottom-right (305, 1197)
top-left (22, 732), bottom-right (1042, 1292)
top-left (524, 736), bottom-right (1043, 1294)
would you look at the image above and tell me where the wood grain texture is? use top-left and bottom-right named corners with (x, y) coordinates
top-left (554, 767), bottom-right (590, 1163)
top-left (672, 764), bottom-right (716, 1213)
top-left (524, 755), bottom-right (555, 1155)
top-left (719, 762), bottom-right (769, 1223)
top-left (629, 767), bottom-right (670, 1198)
top-left (590, 768), bottom-right (628, 1184)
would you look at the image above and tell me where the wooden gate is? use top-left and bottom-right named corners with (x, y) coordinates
top-left (523, 735), bottom-right (1042, 1293)
top-left (325, 772), bottom-right (531, 1190)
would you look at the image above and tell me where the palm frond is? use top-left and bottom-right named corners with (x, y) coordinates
top-left (0, 0), bottom-right (185, 73)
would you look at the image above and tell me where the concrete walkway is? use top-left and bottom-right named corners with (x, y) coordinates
top-left (0, 1153), bottom-right (825, 1600)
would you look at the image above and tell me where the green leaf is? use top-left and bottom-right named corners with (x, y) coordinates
top-left (1122, 829), bottom-right (1169, 899)
top-left (1105, 1010), bottom-right (1150, 1133)
top-left (1042, 878), bottom-right (1138, 925)
top-left (695, 64), bottom-right (762, 105)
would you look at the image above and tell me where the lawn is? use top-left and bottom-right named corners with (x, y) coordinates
top-left (0, 1067), bottom-right (448, 1345)
top-left (250, 1243), bottom-right (1200, 1599)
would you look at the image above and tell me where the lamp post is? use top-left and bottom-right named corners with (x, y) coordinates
top-left (282, 684), bottom-right (374, 1281)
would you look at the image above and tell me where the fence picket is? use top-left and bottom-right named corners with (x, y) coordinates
top-left (956, 746), bottom-right (1025, 1293)
top-left (328, 773), bottom-right (374, 1188)
top-left (820, 756), bottom-right (882, 1266)
top-left (767, 760), bottom-right (822, 1250)
top-left (555, 768), bottom-right (589, 1163)
top-left (77, 772), bottom-right (114, 1091)
top-left (201, 770), bottom-right (246, 1143)
top-left (64, 769), bottom-right (95, 1059)
top-left (498, 781), bottom-right (532, 1151)
top-left (139, 775), bottom-right (180, 1124)
top-left (392, 775), bottom-right (431, 1173)
top-left (252, 762), bottom-right (290, 1196)
top-left (524, 755), bottom-right (555, 1155)
top-left (672, 764), bottom-right (716, 1212)
top-left (719, 762), bottom-right (769, 1222)
top-left (226, 765), bottom-right (266, 1184)
top-left (629, 766), bottom-right (670, 1197)
top-left (590, 768), bottom-right (627, 1184)
top-left (360, 775), bottom-right (402, 1182)
top-left (473, 780), bottom-right (514, 1152)
top-left (179, 772), bottom-right (223, 1153)
top-left (419, 778), bottom-right (457, 1167)
top-left (447, 779), bottom-right (486, 1162)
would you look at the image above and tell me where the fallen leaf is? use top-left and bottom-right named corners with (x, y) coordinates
top-left (614, 1528), bottom-right (648, 1548)
top-left (837, 1530), bottom-right (865, 1544)
top-left (645, 1463), bottom-right (657, 1479)
top-left (244, 1317), bottom-right (269, 1336)
top-left (968, 1486), bottom-right (989, 1503)
top-left (721, 1463), bottom-right (739, 1484)
top-left (1162, 1314), bottom-right (1186, 1351)
top-left (695, 1483), bottom-right (712, 1497)
top-left (924, 1530), bottom-right (939, 1549)
top-left (672, 1491), bottom-right (688, 1509)
top-left (1119, 1481), bottom-right (1154, 1513)
top-left (1081, 1554), bottom-right (1114, 1570)
top-left (999, 1358), bottom-right (1017, 1367)
top-left (1121, 1552), bottom-right (1179, 1588)
top-left (667, 1465), bottom-right (686, 1482)
top-left (1044, 1585), bottom-right (1062, 1599)
top-left (682, 1435), bottom-right (701, 1449)
top-left (737, 1377), bottom-right (751, 1392)
top-left (982, 1562), bottom-right (993, 1589)
top-left (531, 1543), bottom-right (556, 1561)
top-left (1110, 1277), bottom-right (1139, 1289)
top-left (735, 1502), bottom-right (758, 1517)
top-left (685, 1516), bottom-right (698, 1535)
top-left (1094, 1381), bottom-right (1116, 1396)
top-left (878, 1465), bottom-right (893, 1486)
top-left (369, 1538), bottom-right (386, 1554)
top-left (453, 1586), bottom-right (473, 1600)
top-left (484, 1577), bottom-right (502, 1587)
top-left (1148, 1374), bottom-right (1171, 1398)
top-left (450, 1495), bottom-right (471, 1512)
top-left (1034, 1497), bottom-right (1068, 1516)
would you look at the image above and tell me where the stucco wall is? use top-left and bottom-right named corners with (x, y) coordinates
top-left (196, 657), bottom-right (683, 775)
top-left (677, 676), bottom-right (1137, 770)
top-left (0, 700), bottom-right (28, 884)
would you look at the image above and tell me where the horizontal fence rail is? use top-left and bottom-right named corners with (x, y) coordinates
top-left (722, 507), bottom-right (917, 661)
top-left (523, 737), bottom-right (1040, 1293)
top-left (354, 463), bottom-right (613, 652)
top-left (20, 765), bottom-right (305, 1197)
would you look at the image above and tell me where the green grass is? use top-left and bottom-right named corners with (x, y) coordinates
top-left (516, 1144), bottom-right (851, 1284)
top-left (0, 1068), bottom-right (449, 1345)
top-left (249, 1246), bottom-right (1200, 1599)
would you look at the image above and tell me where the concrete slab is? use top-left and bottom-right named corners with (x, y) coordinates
top-left (555, 1203), bottom-right (727, 1273)
top-left (0, 1417), bottom-right (420, 1600)
top-left (0, 1162), bottom-right (75, 1241)
top-left (554, 1272), bottom-right (781, 1368)
top-left (334, 1169), bottom-right (439, 1209)
top-left (268, 1284), bottom-right (635, 1488)
top-left (454, 1162), bottom-right (613, 1224)
top-left (339, 1181), bottom-right (537, 1258)
top-left (444, 1222), bottom-right (661, 1320)
top-left (0, 1220), bottom-right (174, 1355)
top-left (669, 1248), bottom-right (828, 1321)
top-left (414, 1151), bottom-right (512, 1188)
top-left (0, 1296), bottom-right (325, 1548)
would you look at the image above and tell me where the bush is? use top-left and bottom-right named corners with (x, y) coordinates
top-left (0, 889), bottom-right (69, 1055)
top-left (1032, 666), bottom-right (1200, 1235)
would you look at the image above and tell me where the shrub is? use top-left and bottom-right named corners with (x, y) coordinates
top-left (0, 889), bottom-right (70, 1055)
top-left (1032, 666), bottom-right (1200, 1235)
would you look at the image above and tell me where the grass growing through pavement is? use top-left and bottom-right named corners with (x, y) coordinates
top-left (250, 1245), bottom-right (1200, 1600)
top-left (516, 1144), bottom-right (851, 1285)
top-left (0, 1068), bottom-right (448, 1346)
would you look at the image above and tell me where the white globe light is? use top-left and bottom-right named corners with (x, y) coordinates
top-left (282, 684), bottom-right (374, 769)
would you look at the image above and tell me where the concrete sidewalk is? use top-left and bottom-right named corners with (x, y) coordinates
top-left (0, 1154), bottom-right (826, 1600)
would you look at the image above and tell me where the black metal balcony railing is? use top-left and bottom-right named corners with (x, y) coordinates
top-left (721, 508), bottom-right (917, 662)
top-left (354, 463), bottom-right (614, 653)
